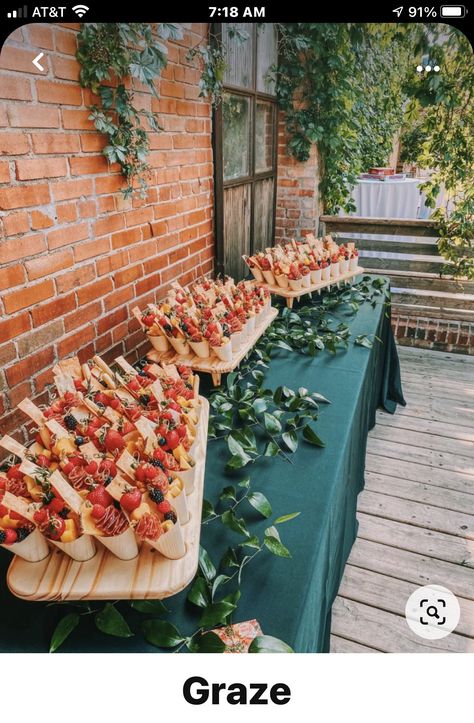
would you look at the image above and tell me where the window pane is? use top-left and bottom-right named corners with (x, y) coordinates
top-left (256, 24), bottom-right (277, 95)
top-left (255, 101), bottom-right (274, 173)
top-left (223, 93), bottom-right (250, 181)
top-left (223, 23), bottom-right (254, 89)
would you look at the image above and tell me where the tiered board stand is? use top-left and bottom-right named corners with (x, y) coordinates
top-left (148, 306), bottom-right (279, 387)
top-left (7, 398), bottom-right (209, 602)
top-left (260, 266), bottom-right (365, 308)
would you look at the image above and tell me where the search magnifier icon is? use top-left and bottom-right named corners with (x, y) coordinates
top-left (426, 605), bottom-right (440, 619)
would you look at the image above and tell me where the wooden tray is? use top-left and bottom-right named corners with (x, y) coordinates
top-left (260, 267), bottom-right (365, 308)
top-left (7, 398), bottom-right (209, 602)
top-left (147, 306), bottom-right (279, 386)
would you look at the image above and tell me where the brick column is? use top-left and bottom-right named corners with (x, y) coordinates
top-left (275, 112), bottom-right (321, 244)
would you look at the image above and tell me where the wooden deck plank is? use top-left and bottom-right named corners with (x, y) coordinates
top-left (347, 538), bottom-right (474, 601)
top-left (394, 399), bottom-right (474, 428)
top-left (397, 347), bottom-right (474, 365)
top-left (358, 490), bottom-right (474, 540)
top-left (367, 437), bottom-right (474, 476)
top-left (357, 512), bottom-right (474, 567)
top-left (365, 471), bottom-right (474, 515)
top-left (369, 424), bottom-right (474, 459)
top-left (402, 381), bottom-right (474, 404)
top-left (338, 565), bottom-right (474, 637)
top-left (330, 635), bottom-right (381, 653)
top-left (374, 410), bottom-right (474, 446)
top-left (331, 598), bottom-right (473, 653)
top-left (366, 454), bottom-right (474, 494)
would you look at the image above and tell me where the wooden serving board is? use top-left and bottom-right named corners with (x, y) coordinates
top-left (260, 267), bottom-right (365, 308)
top-left (7, 399), bottom-right (209, 602)
top-left (147, 306), bottom-right (278, 386)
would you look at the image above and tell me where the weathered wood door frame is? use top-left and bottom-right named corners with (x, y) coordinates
top-left (213, 23), bottom-right (278, 278)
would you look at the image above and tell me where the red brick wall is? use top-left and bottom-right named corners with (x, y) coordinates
top-left (275, 112), bottom-right (321, 243)
top-left (0, 22), bottom-right (214, 442)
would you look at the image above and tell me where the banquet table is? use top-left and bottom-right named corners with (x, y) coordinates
top-left (0, 277), bottom-right (405, 653)
top-left (351, 177), bottom-right (421, 219)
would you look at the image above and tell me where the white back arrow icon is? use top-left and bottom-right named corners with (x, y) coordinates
top-left (32, 52), bottom-right (44, 71)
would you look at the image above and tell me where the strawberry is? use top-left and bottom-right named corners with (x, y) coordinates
top-left (0, 505), bottom-right (8, 517)
top-left (104, 429), bottom-right (125, 453)
top-left (120, 489), bottom-right (142, 512)
top-left (33, 508), bottom-right (48, 524)
top-left (156, 500), bottom-right (171, 515)
top-left (153, 447), bottom-right (165, 462)
top-left (122, 421), bottom-right (135, 436)
top-left (9, 510), bottom-right (26, 521)
top-left (74, 379), bottom-right (86, 392)
top-left (109, 397), bottom-right (121, 411)
top-left (47, 497), bottom-right (65, 514)
top-left (166, 430), bottom-right (180, 450)
top-left (135, 464), bottom-right (147, 483)
top-left (4, 528), bottom-right (17, 545)
top-left (142, 313), bottom-right (155, 327)
top-left (7, 465), bottom-right (23, 480)
top-left (91, 504), bottom-right (106, 520)
top-left (177, 424), bottom-right (187, 439)
top-left (62, 462), bottom-right (74, 475)
top-left (145, 466), bottom-right (158, 481)
top-left (85, 461), bottom-right (98, 476)
top-left (87, 485), bottom-right (113, 507)
top-left (128, 379), bottom-right (140, 392)
top-left (0, 478), bottom-right (6, 490)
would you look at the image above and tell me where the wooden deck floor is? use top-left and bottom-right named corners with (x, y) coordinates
top-left (331, 346), bottom-right (474, 653)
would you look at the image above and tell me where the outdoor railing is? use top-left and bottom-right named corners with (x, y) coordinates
top-left (319, 215), bottom-right (474, 321)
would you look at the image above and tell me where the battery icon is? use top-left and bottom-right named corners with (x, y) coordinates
top-left (440, 5), bottom-right (466, 17)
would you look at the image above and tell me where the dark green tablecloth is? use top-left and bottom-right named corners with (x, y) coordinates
top-left (0, 278), bottom-right (404, 653)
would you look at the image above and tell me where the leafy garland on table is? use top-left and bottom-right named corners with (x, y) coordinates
top-left (76, 23), bottom-right (182, 197)
top-left (44, 277), bottom-right (386, 652)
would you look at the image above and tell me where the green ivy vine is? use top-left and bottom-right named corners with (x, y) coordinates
top-left (76, 23), bottom-right (182, 197)
top-left (400, 27), bottom-right (474, 279)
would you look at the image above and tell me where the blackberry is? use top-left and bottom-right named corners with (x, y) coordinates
top-left (148, 488), bottom-right (164, 504)
top-left (75, 436), bottom-right (84, 446)
top-left (16, 527), bottom-right (30, 542)
top-left (64, 414), bottom-right (77, 431)
top-left (0, 530), bottom-right (6, 544)
top-left (104, 475), bottom-right (113, 486)
top-left (42, 490), bottom-right (54, 505)
top-left (58, 507), bottom-right (70, 519)
top-left (168, 475), bottom-right (173, 484)
top-left (138, 370), bottom-right (147, 377)
top-left (139, 394), bottom-right (150, 406)
top-left (149, 458), bottom-right (164, 470)
top-left (164, 511), bottom-right (177, 523)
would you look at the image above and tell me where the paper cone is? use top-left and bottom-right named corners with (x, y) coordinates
top-left (330, 262), bottom-right (340, 278)
top-left (250, 267), bottom-right (264, 282)
top-left (310, 269), bottom-right (322, 284)
top-left (167, 485), bottom-right (189, 524)
top-left (2, 528), bottom-right (50, 562)
top-left (149, 335), bottom-right (170, 352)
top-left (321, 267), bottom-right (330, 282)
top-left (212, 339), bottom-right (233, 362)
top-left (153, 520), bottom-right (186, 559)
top-left (288, 278), bottom-right (303, 291)
top-left (98, 527), bottom-right (138, 561)
top-left (349, 257), bottom-right (359, 272)
top-left (189, 339), bottom-right (210, 359)
top-left (51, 534), bottom-right (96, 561)
top-left (262, 269), bottom-right (275, 285)
top-left (275, 273), bottom-right (289, 289)
top-left (169, 337), bottom-right (190, 356)
top-left (340, 259), bottom-right (350, 275)
top-left (301, 273), bottom-right (311, 288)
top-left (177, 465), bottom-right (196, 494)
top-left (230, 331), bottom-right (242, 353)
top-left (246, 315), bottom-right (256, 336)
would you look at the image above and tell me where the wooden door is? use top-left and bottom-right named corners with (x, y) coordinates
top-left (214, 24), bottom-right (278, 280)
